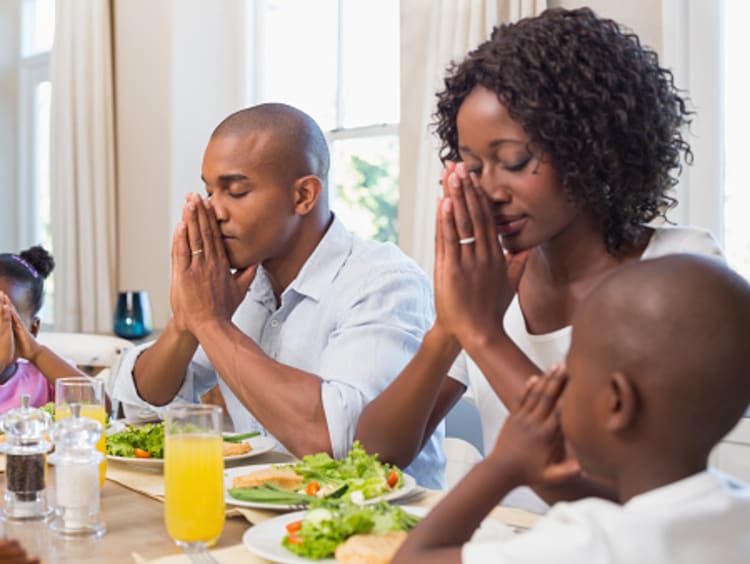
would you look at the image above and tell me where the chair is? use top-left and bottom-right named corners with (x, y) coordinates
top-left (36, 332), bottom-right (135, 396)
top-left (445, 397), bottom-right (484, 454)
top-left (443, 437), bottom-right (483, 489)
top-left (444, 397), bottom-right (485, 488)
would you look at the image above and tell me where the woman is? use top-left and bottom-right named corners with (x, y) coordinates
top-left (355, 7), bottom-right (721, 505)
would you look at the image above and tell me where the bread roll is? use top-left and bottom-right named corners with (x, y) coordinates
top-left (231, 467), bottom-right (304, 490)
top-left (222, 441), bottom-right (252, 457)
top-left (334, 531), bottom-right (408, 564)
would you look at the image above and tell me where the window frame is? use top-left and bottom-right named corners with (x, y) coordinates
top-left (17, 49), bottom-right (50, 248)
top-left (243, 0), bottom-right (401, 238)
top-left (661, 0), bottom-right (724, 242)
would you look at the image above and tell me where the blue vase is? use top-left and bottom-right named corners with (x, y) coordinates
top-left (113, 290), bottom-right (153, 340)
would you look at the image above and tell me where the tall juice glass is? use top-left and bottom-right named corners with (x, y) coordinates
top-left (55, 377), bottom-right (107, 488)
top-left (164, 404), bottom-right (225, 550)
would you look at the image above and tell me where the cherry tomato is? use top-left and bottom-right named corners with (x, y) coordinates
top-left (305, 481), bottom-right (320, 496)
top-left (387, 470), bottom-right (399, 488)
top-left (133, 448), bottom-right (151, 459)
top-left (285, 520), bottom-right (302, 534)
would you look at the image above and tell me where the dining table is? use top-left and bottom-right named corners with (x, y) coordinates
top-left (0, 449), bottom-right (542, 564)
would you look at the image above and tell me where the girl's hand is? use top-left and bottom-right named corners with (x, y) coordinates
top-left (9, 305), bottom-right (42, 363)
top-left (0, 293), bottom-right (15, 371)
top-left (434, 162), bottom-right (528, 347)
top-left (488, 365), bottom-right (580, 486)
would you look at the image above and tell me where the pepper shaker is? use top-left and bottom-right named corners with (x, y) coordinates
top-left (0, 393), bottom-right (53, 521)
top-left (48, 403), bottom-right (105, 537)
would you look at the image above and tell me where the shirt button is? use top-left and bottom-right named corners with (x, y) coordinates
top-left (270, 320), bottom-right (279, 328)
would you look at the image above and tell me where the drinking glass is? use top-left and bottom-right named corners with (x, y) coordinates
top-left (55, 377), bottom-right (107, 489)
top-left (164, 404), bottom-right (225, 550)
top-left (113, 290), bottom-right (153, 340)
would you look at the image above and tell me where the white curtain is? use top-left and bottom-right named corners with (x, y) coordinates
top-left (405, 0), bottom-right (547, 274)
top-left (50, 0), bottom-right (117, 332)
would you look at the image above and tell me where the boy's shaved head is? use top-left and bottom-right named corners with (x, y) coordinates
top-left (574, 254), bottom-right (750, 452)
top-left (212, 103), bottom-right (330, 188)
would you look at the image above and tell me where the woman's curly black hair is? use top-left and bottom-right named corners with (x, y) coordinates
top-left (434, 7), bottom-right (692, 255)
top-left (0, 245), bottom-right (55, 316)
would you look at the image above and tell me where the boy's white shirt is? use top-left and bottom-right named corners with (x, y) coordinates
top-left (463, 469), bottom-right (750, 564)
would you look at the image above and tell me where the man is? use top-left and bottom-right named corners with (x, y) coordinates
top-left (114, 103), bottom-right (444, 488)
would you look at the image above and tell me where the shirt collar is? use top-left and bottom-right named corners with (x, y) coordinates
top-left (624, 470), bottom-right (722, 511)
top-left (248, 215), bottom-right (353, 305)
top-left (287, 214), bottom-right (353, 302)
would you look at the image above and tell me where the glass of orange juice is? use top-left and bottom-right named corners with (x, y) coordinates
top-left (164, 404), bottom-right (225, 551)
top-left (55, 377), bottom-right (107, 488)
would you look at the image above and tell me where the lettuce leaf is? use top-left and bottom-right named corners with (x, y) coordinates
top-left (282, 500), bottom-right (419, 559)
top-left (105, 421), bottom-right (165, 458)
top-left (284, 441), bottom-right (403, 503)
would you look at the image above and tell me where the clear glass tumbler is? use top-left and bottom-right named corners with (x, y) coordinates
top-left (164, 404), bottom-right (225, 551)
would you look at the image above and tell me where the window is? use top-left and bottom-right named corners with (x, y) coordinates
top-left (723, 2), bottom-right (750, 280)
top-left (247, 0), bottom-right (400, 243)
top-left (662, 0), bottom-right (748, 281)
top-left (18, 0), bottom-right (55, 320)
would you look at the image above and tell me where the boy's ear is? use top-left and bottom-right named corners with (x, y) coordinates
top-left (605, 371), bottom-right (639, 432)
top-left (293, 175), bottom-right (323, 215)
top-left (30, 316), bottom-right (41, 337)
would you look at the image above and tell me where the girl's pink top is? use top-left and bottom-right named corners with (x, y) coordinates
top-left (0, 360), bottom-right (54, 413)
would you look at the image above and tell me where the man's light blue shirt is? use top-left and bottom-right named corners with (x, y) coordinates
top-left (113, 216), bottom-right (446, 489)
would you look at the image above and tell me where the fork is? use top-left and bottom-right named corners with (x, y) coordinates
top-left (183, 545), bottom-right (219, 564)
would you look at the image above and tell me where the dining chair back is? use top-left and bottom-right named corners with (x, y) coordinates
top-left (443, 436), bottom-right (483, 489)
top-left (36, 331), bottom-right (135, 395)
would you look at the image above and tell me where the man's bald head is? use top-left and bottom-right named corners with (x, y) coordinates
top-left (573, 254), bottom-right (750, 449)
top-left (212, 103), bottom-right (330, 188)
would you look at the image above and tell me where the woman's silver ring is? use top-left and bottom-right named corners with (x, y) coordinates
top-left (458, 237), bottom-right (476, 245)
top-left (191, 248), bottom-right (204, 256)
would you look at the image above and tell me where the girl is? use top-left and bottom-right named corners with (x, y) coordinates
top-left (355, 7), bottom-right (723, 505)
top-left (0, 245), bottom-right (86, 412)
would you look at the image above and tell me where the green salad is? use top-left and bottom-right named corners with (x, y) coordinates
top-left (105, 420), bottom-right (259, 459)
top-left (282, 499), bottom-right (420, 560)
top-left (228, 441), bottom-right (405, 505)
top-left (106, 421), bottom-right (165, 458)
top-left (40, 401), bottom-right (56, 419)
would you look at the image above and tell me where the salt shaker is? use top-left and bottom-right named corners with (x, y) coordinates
top-left (0, 393), bottom-right (52, 521)
top-left (48, 403), bottom-right (105, 537)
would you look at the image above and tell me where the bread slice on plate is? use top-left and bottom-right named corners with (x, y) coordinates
top-left (334, 531), bottom-right (409, 564)
top-left (222, 441), bottom-right (252, 457)
top-left (231, 467), bottom-right (304, 490)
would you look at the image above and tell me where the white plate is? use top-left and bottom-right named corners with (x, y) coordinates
top-left (225, 463), bottom-right (418, 510)
top-left (241, 505), bottom-right (514, 563)
top-left (106, 435), bottom-right (277, 470)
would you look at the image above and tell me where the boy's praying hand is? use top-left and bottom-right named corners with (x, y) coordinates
top-left (394, 367), bottom-right (579, 563)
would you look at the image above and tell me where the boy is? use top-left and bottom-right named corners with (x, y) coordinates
top-left (394, 254), bottom-right (750, 563)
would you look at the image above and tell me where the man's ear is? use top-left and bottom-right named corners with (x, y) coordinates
top-left (605, 371), bottom-right (639, 432)
top-left (293, 176), bottom-right (323, 215)
top-left (30, 316), bottom-right (41, 337)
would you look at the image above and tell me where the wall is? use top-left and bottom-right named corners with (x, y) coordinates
top-left (551, 0), bottom-right (662, 53)
top-left (113, 0), bottom-right (245, 328)
top-left (5, 1), bottom-right (665, 323)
